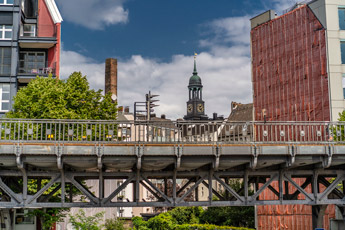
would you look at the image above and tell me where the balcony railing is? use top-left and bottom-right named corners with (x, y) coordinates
top-left (0, 119), bottom-right (342, 144)
top-left (20, 24), bottom-right (57, 38)
top-left (18, 62), bottom-right (56, 76)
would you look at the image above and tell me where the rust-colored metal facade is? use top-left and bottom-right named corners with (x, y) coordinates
top-left (251, 5), bottom-right (330, 122)
top-left (257, 180), bottom-right (336, 229)
top-left (251, 5), bottom-right (334, 229)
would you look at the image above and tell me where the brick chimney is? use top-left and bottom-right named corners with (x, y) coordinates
top-left (105, 58), bottom-right (118, 101)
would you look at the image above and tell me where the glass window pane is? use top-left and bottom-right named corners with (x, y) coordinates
top-left (2, 93), bottom-right (9, 101)
top-left (4, 31), bottom-right (11, 39)
top-left (3, 57), bottom-right (11, 65)
top-left (2, 102), bottom-right (9, 111)
top-left (342, 42), bottom-right (345, 64)
top-left (5, 25), bottom-right (12, 30)
top-left (0, 0), bottom-right (5, 4)
top-left (2, 66), bottom-right (10, 75)
top-left (339, 9), bottom-right (345, 30)
top-left (3, 48), bottom-right (11, 57)
top-left (2, 84), bottom-right (10, 92)
top-left (6, 0), bottom-right (14, 4)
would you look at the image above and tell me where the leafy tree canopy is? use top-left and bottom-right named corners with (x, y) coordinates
top-left (7, 72), bottom-right (117, 120)
top-left (69, 209), bottom-right (104, 230)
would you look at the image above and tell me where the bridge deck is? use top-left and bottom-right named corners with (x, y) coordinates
top-left (0, 120), bottom-right (344, 208)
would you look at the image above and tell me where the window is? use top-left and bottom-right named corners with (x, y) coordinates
top-left (19, 51), bottom-right (46, 74)
top-left (0, 25), bottom-right (12, 40)
top-left (20, 24), bottom-right (36, 37)
top-left (0, 0), bottom-right (14, 5)
top-left (0, 48), bottom-right (11, 76)
top-left (340, 7), bottom-right (345, 30)
top-left (342, 41), bottom-right (345, 64)
top-left (0, 84), bottom-right (10, 112)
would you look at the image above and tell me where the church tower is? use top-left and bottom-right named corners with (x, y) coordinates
top-left (184, 55), bottom-right (208, 120)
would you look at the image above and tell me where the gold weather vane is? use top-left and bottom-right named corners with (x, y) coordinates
top-left (194, 52), bottom-right (198, 60)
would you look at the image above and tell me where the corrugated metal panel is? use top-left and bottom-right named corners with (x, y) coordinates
top-left (251, 5), bottom-right (330, 122)
top-left (257, 178), bottom-right (336, 230)
top-left (252, 5), bottom-right (334, 229)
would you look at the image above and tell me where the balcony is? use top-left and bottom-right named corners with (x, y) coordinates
top-left (17, 57), bottom-right (56, 83)
top-left (18, 24), bottom-right (57, 49)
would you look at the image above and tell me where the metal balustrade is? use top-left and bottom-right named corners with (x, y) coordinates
top-left (0, 119), bottom-right (342, 144)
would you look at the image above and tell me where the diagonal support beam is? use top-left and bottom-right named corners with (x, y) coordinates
top-left (140, 181), bottom-right (161, 201)
top-left (141, 175), bottom-right (172, 203)
top-left (202, 181), bottom-right (225, 201)
top-left (40, 184), bottom-right (61, 203)
top-left (251, 174), bottom-right (278, 202)
top-left (177, 178), bottom-right (194, 196)
top-left (27, 175), bottom-right (60, 204)
top-left (284, 175), bottom-right (314, 201)
top-left (290, 177), bottom-right (312, 200)
top-left (176, 176), bottom-right (206, 204)
top-left (259, 178), bottom-right (279, 198)
top-left (0, 178), bottom-right (21, 204)
top-left (318, 176), bottom-right (344, 199)
top-left (67, 176), bottom-right (99, 204)
top-left (102, 175), bottom-right (135, 205)
top-left (319, 175), bottom-right (345, 201)
top-left (214, 175), bottom-right (244, 202)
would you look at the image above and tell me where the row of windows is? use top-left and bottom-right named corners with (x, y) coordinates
top-left (0, 24), bottom-right (37, 40)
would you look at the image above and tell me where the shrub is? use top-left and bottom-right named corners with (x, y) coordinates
top-left (132, 216), bottom-right (148, 230)
top-left (68, 209), bottom-right (104, 230)
top-left (174, 224), bottom-right (255, 230)
top-left (104, 217), bottom-right (125, 230)
top-left (147, 212), bottom-right (176, 230)
top-left (169, 207), bottom-right (203, 225)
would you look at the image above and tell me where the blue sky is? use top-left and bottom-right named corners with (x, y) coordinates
top-left (56, 0), bottom-right (298, 119)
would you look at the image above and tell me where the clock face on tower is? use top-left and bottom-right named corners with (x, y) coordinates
top-left (187, 104), bottom-right (193, 113)
top-left (197, 103), bottom-right (204, 113)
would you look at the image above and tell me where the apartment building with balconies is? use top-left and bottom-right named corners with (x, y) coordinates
top-left (0, 0), bottom-right (62, 115)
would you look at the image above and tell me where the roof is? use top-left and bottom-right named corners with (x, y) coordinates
top-left (189, 59), bottom-right (202, 87)
top-left (189, 74), bottom-right (202, 86)
top-left (218, 102), bottom-right (253, 139)
top-left (228, 102), bottom-right (253, 122)
top-left (45, 0), bottom-right (63, 24)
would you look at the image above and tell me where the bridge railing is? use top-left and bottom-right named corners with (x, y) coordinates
top-left (0, 119), bottom-right (342, 144)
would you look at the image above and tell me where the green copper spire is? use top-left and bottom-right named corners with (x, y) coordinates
top-left (189, 53), bottom-right (202, 86)
top-left (193, 53), bottom-right (197, 74)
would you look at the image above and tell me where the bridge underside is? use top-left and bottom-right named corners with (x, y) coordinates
top-left (0, 143), bottom-right (344, 208)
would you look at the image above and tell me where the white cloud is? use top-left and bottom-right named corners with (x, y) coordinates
top-left (56, 0), bottom-right (128, 29)
top-left (266, 0), bottom-right (299, 14)
top-left (60, 13), bottom-right (254, 119)
top-left (201, 16), bottom-right (251, 47)
top-left (60, 49), bottom-right (252, 119)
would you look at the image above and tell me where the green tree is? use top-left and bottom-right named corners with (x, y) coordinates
top-left (7, 72), bottom-right (117, 120)
top-left (28, 209), bottom-right (68, 230)
top-left (200, 179), bottom-right (255, 228)
top-left (169, 207), bottom-right (203, 225)
top-left (7, 72), bottom-right (117, 228)
top-left (104, 216), bottom-right (125, 230)
top-left (69, 209), bottom-right (104, 230)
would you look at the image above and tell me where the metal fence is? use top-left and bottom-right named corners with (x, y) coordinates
top-left (0, 119), bottom-right (342, 144)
